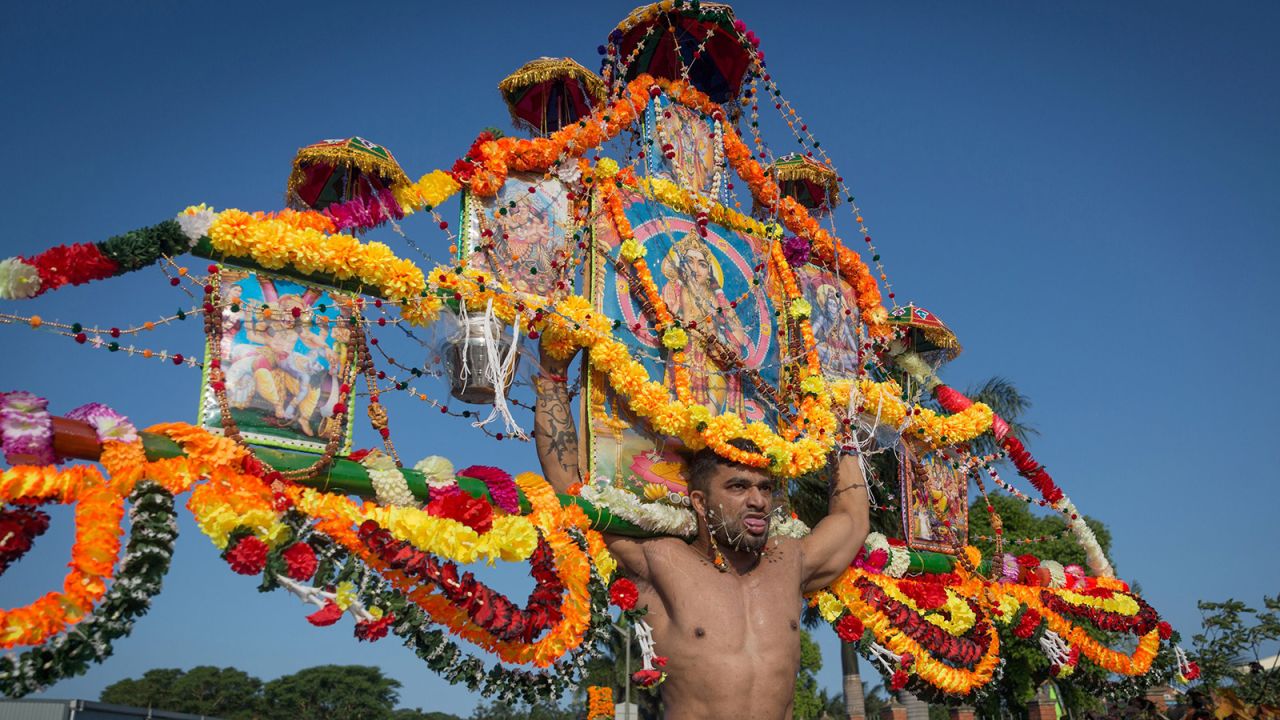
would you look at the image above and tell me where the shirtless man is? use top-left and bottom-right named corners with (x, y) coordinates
top-left (533, 344), bottom-right (869, 719)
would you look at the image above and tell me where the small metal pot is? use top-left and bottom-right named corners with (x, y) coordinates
top-left (446, 315), bottom-right (519, 405)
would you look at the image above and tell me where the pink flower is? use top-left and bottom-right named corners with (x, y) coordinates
top-left (457, 465), bottom-right (520, 515)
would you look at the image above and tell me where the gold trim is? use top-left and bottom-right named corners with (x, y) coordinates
top-left (922, 326), bottom-right (962, 351)
top-left (769, 155), bottom-right (840, 208)
top-left (498, 57), bottom-right (606, 132)
top-left (285, 142), bottom-right (411, 202)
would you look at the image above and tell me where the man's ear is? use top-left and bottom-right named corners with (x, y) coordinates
top-left (689, 490), bottom-right (707, 517)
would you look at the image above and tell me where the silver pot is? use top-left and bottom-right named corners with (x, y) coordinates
top-left (446, 314), bottom-right (520, 405)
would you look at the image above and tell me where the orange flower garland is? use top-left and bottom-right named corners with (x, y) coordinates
top-left (451, 73), bottom-right (890, 335)
top-left (0, 464), bottom-right (123, 649)
top-left (995, 583), bottom-right (1162, 676)
top-left (587, 686), bottom-right (614, 720)
top-left (827, 567), bottom-right (1002, 695)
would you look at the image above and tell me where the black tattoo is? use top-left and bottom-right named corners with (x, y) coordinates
top-left (534, 380), bottom-right (579, 482)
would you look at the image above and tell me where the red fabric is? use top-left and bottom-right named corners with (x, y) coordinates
top-left (306, 599), bottom-right (344, 627)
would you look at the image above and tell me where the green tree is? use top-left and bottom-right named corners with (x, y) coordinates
top-left (171, 665), bottom-right (264, 719)
top-left (468, 699), bottom-right (574, 720)
top-left (967, 492), bottom-right (1113, 573)
top-left (264, 664), bottom-right (401, 720)
top-left (393, 710), bottom-right (464, 720)
top-left (1191, 594), bottom-right (1280, 707)
top-left (100, 668), bottom-right (186, 710)
top-left (792, 629), bottom-right (827, 719)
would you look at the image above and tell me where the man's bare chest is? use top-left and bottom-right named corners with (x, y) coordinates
top-left (641, 541), bottom-right (803, 643)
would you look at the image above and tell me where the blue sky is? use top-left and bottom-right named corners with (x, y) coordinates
top-left (1, 1), bottom-right (1277, 715)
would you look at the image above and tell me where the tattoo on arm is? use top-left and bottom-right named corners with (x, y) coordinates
top-left (534, 378), bottom-right (580, 491)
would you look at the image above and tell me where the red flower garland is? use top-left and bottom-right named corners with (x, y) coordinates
top-left (358, 519), bottom-right (564, 644)
top-left (24, 243), bottom-right (119, 296)
top-left (0, 507), bottom-right (50, 576)
top-left (858, 578), bottom-right (990, 668)
top-left (1041, 589), bottom-right (1160, 636)
top-left (1013, 608), bottom-right (1042, 639)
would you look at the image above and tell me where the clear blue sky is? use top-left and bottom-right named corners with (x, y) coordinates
top-left (1, 1), bottom-right (1277, 715)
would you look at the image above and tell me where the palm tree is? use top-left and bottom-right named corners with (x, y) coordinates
top-left (961, 376), bottom-right (1037, 456)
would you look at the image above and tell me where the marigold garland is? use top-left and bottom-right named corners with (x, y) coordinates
top-left (827, 567), bottom-right (1002, 696)
top-left (0, 464), bottom-right (124, 649)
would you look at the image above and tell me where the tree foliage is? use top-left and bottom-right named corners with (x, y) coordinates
top-left (468, 700), bottom-right (574, 720)
top-left (1191, 594), bottom-right (1280, 707)
top-left (264, 665), bottom-right (402, 720)
top-left (100, 664), bottom-right (438, 720)
top-left (792, 629), bottom-right (827, 719)
top-left (967, 491), bottom-right (1112, 573)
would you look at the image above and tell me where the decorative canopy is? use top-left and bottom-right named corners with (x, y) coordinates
top-left (610, 2), bottom-right (753, 104)
top-left (285, 136), bottom-right (410, 213)
top-left (761, 153), bottom-right (840, 214)
top-left (499, 57), bottom-right (606, 135)
top-left (887, 303), bottom-right (962, 364)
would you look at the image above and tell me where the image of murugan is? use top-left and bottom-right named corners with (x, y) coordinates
top-left (659, 232), bottom-right (753, 414)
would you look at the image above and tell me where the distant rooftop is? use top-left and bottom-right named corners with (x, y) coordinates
top-left (0, 698), bottom-right (223, 720)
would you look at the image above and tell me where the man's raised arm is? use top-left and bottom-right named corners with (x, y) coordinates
top-left (532, 342), bottom-right (652, 579)
top-left (800, 453), bottom-right (871, 592)
top-left (532, 345), bottom-right (580, 495)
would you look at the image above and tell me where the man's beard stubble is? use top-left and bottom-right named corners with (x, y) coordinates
top-left (706, 505), bottom-right (770, 554)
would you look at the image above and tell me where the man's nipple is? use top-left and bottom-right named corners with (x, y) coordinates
top-left (695, 627), bottom-right (706, 638)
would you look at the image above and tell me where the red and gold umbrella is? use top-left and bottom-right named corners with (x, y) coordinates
top-left (610, 2), bottom-right (754, 104)
top-left (498, 57), bottom-right (605, 135)
top-left (759, 153), bottom-right (840, 215)
top-left (886, 304), bottom-right (962, 364)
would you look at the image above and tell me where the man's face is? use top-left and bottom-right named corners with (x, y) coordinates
top-left (695, 465), bottom-right (778, 553)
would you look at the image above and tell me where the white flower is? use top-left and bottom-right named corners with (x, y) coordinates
top-left (580, 482), bottom-right (696, 537)
top-left (413, 455), bottom-right (456, 488)
top-left (769, 514), bottom-right (811, 538)
top-left (176, 204), bottom-right (216, 245)
top-left (0, 258), bottom-right (41, 299)
top-left (364, 451), bottom-right (417, 507)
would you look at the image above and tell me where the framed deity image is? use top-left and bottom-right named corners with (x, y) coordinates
top-left (199, 269), bottom-right (358, 454)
